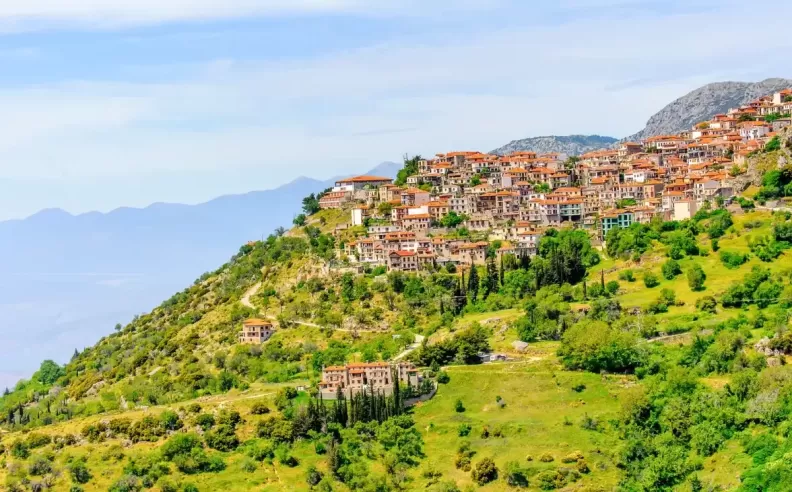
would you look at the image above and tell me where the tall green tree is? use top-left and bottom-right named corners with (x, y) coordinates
top-left (467, 264), bottom-right (480, 302)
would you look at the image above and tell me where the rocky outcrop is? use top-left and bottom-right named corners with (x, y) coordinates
top-left (624, 78), bottom-right (792, 142)
top-left (490, 135), bottom-right (617, 156)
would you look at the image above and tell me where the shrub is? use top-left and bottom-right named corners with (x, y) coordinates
top-left (157, 479), bottom-right (179, 492)
top-left (539, 453), bottom-right (554, 462)
top-left (187, 403), bottom-right (202, 414)
top-left (108, 418), bottom-right (132, 436)
top-left (454, 399), bottom-right (465, 413)
top-left (247, 440), bottom-right (275, 462)
top-left (618, 269), bottom-right (635, 282)
top-left (69, 459), bottom-right (92, 484)
top-left (720, 251), bottom-right (749, 269)
top-left (10, 440), bottom-right (30, 459)
top-left (205, 425), bottom-right (240, 452)
top-left (26, 433), bottom-right (52, 449)
top-left (160, 433), bottom-right (203, 461)
top-left (572, 383), bottom-right (586, 393)
top-left (250, 402), bottom-right (270, 415)
top-left (109, 475), bottom-right (142, 492)
top-left (661, 259), bottom-right (681, 280)
top-left (437, 371), bottom-right (450, 384)
top-left (576, 460), bottom-right (590, 474)
top-left (194, 414), bottom-right (215, 432)
top-left (173, 448), bottom-right (225, 474)
top-left (696, 296), bottom-right (717, 314)
top-left (458, 424), bottom-right (472, 437)
top-left (505, 460), bottom-right (529, 487)
top-left (605, 280), bottom-right (620, 295)
top-left (183, 485), bottom-right (199, 492)
top-left (687, 264), bottom-right (706, 291)
top-left (471, 457), bottom-right (498, 485)
top-left (643, 272), bottom-right (660, 288)
top-left (559, 320), bottom-right (643, 374)
top-left (306, 465), bottom-right (324, 487)
top-left (160, 411), bottom-right (183, 432)
top-left (240, 458), bottom-right (258, 473)
top-left (561, 451), bottom-right (584, 463)
top-left (29, 456), bottom-right (54, 476)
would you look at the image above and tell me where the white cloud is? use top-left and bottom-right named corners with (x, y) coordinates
top-left (0, 1), bottom-right (791, 218)
top-left (0, 0), bottom-right (502, 30)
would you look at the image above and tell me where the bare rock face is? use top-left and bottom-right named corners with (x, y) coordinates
top-left (625, 78), bottom-right (792, 142)
top-left (490, 135), bottom-right (618, 156)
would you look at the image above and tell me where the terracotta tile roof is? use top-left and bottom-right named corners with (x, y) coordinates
top-left (337, 175), bottom-right (393, 183)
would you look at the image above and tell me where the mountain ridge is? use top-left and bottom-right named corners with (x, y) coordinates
top-left (490, 134), bottom-right (618, 156)
top-left (624, 77), bottom-right (792, 142)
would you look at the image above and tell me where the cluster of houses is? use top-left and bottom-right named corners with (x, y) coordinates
top-left (315, 88), bottom-right (792, 272)
top-left (318, 361), bottom-right (421, 398)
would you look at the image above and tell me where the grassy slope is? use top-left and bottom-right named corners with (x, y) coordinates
top-left (413, 352), bottom-right (626, 490)
top-left (605, 210), bottom-right (784, 312)
top-left (0, 349), bottom-right (626, 492)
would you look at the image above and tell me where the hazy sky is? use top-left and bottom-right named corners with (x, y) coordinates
top-left (0, 0), bottom-right (791, 220)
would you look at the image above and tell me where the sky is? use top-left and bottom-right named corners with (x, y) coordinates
top-left (0, 0), bottom-right (791, 220)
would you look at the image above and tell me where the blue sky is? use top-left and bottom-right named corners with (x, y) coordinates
top-left (0, 0), bottom-right (790, 220)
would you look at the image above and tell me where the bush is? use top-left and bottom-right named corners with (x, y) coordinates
top-left (26, 433), bottom-right (52, 449)
top-left (661, 259), bottom-right (681, 280)
top-left (157, 479), bottom-right (180, 492)
top-left (29, 456), bottom-right (53, 476)
top-left (161, 433), bottom-right (204, 461)
top-left (205, 425), bottom-right (240, 452)
top-left (643, 272), bottom-right (660, 288)
top-left (160, 411), bottom-right (183, 432)
top-left (194, 414), bottom-right (215, 432)
top-left (109, 475), bottom-right (142, 492)
top-left (605, 280), bottom-right (620, 295)
top-left (250, 401), bottom-right (270, 415)
top-left (458, 424), bottom-right (472, 437)
top-left (687, 264), bottom-right (706, 291)
top-left (539, 453), bottom-right (554, 462)
top-left (454, 399), bottom-right (465, 413)
top-left (69, 459), bottom-right (93, 484)
top-left (618, 269), bottom-right (635, 282)
top-left (471, 457), bottom-right (498, 485)
top-left (437, 371), bottom-right (450, 384)
top-left (558, 320), bottom-right (644, 374)
top-left (240, 458), bottom-right (257, 473)
top-left (720, 251), bottom-right (749, 269)
top-left (505, 460), bottom-right (529, 487)
top-left (183, 485), bottom-right (199, 492)
top-left (246, 440), bottom-right (275, 462)
top-left (306, 465), bottom-right (324, 487)
top-left (696, 296), bottom-right (717, 314)
top-left (561, 451), bottom-right (584, 463)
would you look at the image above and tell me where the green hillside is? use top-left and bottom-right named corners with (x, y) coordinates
top-left (6, 187), bottom-right (792, 490)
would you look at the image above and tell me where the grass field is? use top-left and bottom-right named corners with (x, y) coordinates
top-left (412, 359), bottom-right (627, 490)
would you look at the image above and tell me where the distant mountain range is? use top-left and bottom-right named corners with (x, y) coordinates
top-left (490, 135), bottom-right (618, 156)
top-left (0, 161), bottom-right (401, 388)
top-left (0, 161), bottom-right (400, 277)
top-left (624, 77), bottom-right (792, 142)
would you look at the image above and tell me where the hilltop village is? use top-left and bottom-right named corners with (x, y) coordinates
top-left (315, 88), bottom-right (792, 272)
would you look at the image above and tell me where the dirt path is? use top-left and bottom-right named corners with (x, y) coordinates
top-left (241, 282), bottom-right (261, 309)
top-left (393, 334), bottom-right (426, 361)
top-left (240, 281), bottom-right (388, 334)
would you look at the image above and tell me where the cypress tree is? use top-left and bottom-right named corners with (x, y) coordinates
top-left (601, 269), bottom-right (605, 289)
top-left (468, 264), bottom-right (480, 302)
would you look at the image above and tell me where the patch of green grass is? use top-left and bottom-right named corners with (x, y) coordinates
top-left (412, 362), bottom-right (625, 490)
